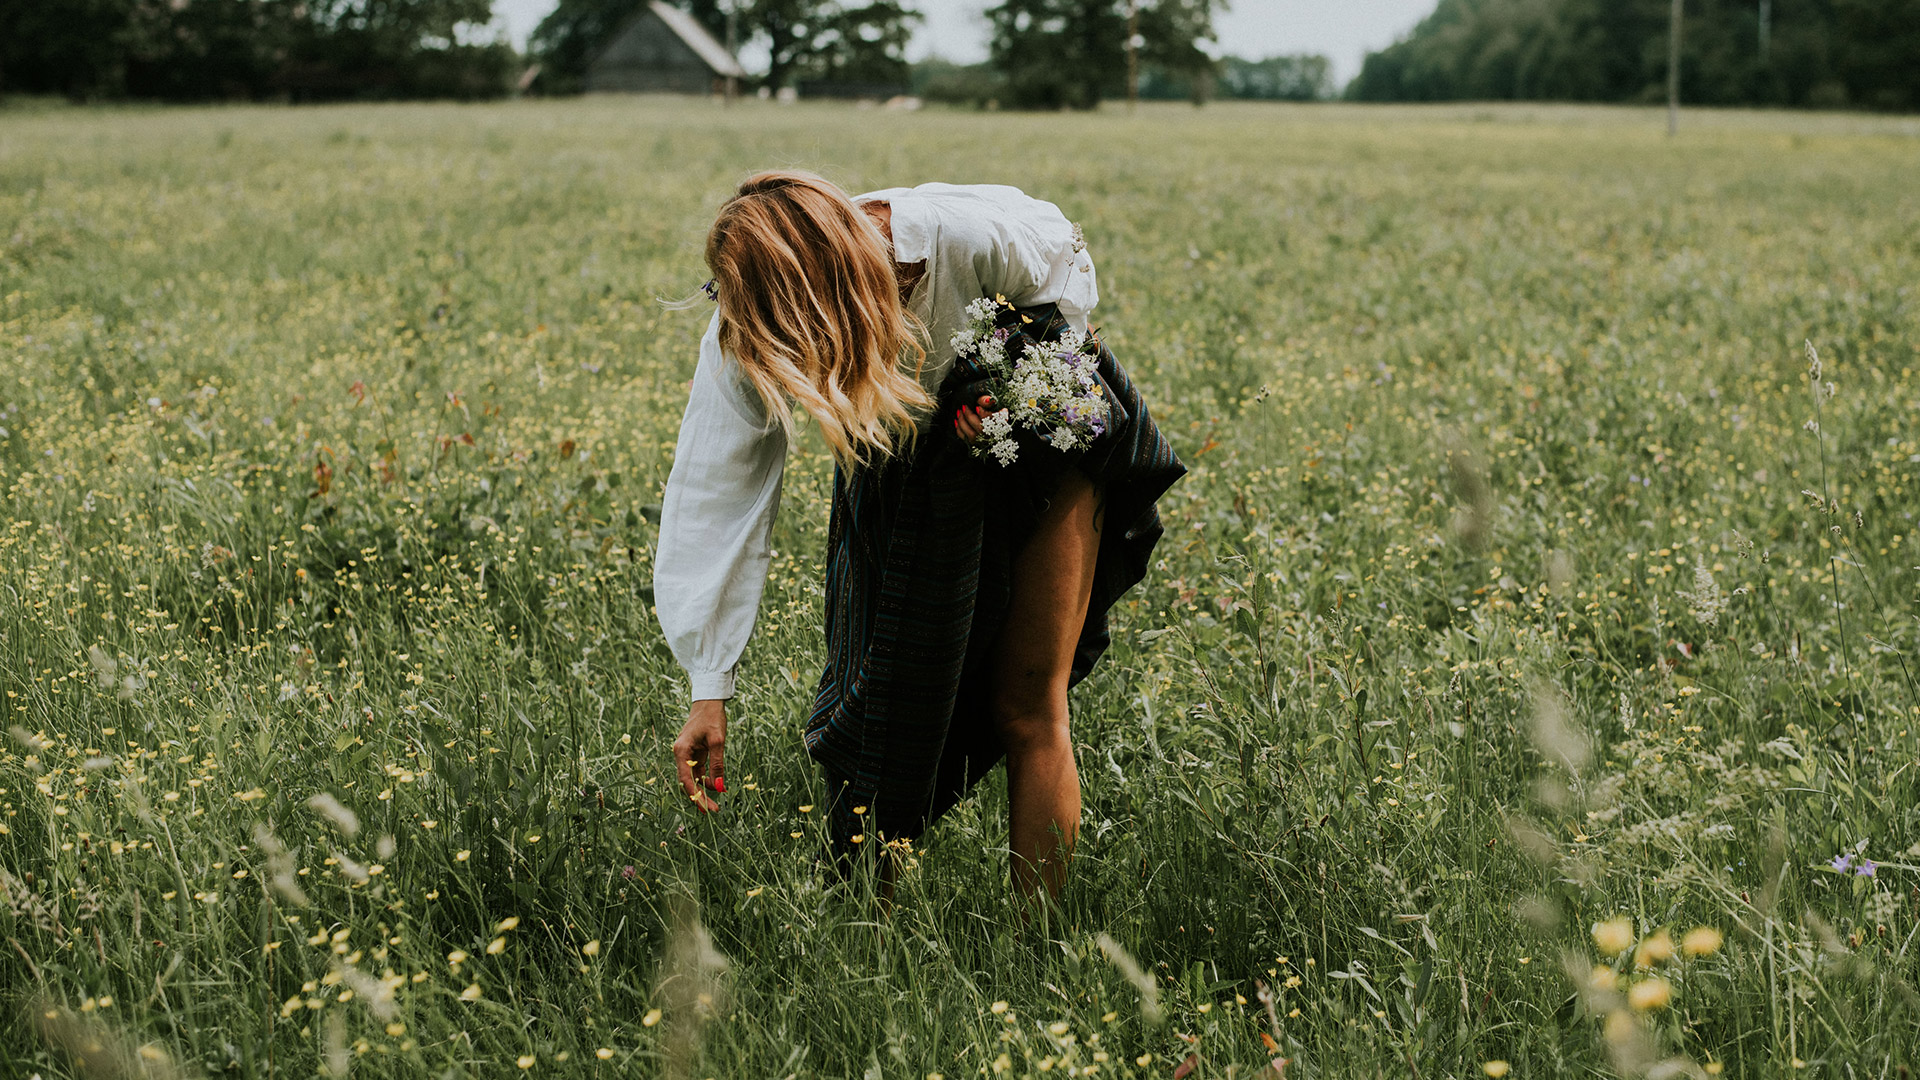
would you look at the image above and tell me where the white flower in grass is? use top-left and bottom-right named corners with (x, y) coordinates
top-left (1681, 559), bottom-right (1726, 626)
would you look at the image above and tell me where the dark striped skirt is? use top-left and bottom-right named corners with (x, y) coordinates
top-left (802, 309), bottom-right (1185, 858)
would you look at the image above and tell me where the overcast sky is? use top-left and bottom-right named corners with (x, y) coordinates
top-left (491, 0), bottom-right (1436, 86)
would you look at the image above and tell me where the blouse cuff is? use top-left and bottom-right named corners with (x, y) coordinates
top-left (689, 669), bottom-right (737, 702)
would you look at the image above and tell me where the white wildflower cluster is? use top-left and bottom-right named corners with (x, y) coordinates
top-left (980, 409), bottom-right (1017, 465)
top-left (949, 296), bottom-right (1109, 467)
top-left (951, 297), bottom-right (1009, 365)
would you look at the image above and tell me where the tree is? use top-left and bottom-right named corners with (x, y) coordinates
top-left (985, 0), bottom-right (1218, 110)
top-left (1136, 0), bottom-right (1221, 102)
top-left (1, 0), bottom-right (145, 99)
top-left (803, 0), bottom-right (919, 89)
top-left (747, 0), bottom-right (919, 91)
top-left (280, 0), bottom-right (513, 100)
top-left (1832, 0), bottom-right (1920, 109)
top-left (121, 0), bottom-right (302, 100)
top-left (986, 0), bottom-right (1124, 110)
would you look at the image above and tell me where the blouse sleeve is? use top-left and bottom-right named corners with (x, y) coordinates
top-left (964, 186), bottom-right (1100, 329)
top-left (653, 312), bottom-right (788, 702)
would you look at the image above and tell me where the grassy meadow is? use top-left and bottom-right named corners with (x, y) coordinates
top-left (1, 97), bottom-right (1917, 1078)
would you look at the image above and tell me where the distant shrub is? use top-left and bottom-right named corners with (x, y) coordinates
top-left (912, 58), bottom-right (1008, 108)
top-left (1217, 54), bottom-right (1334, 101)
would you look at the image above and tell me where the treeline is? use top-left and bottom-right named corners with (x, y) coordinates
top-left (892, 1), bottom-right (1331, 109)
top-left (1140, 55), bottom-right (1334, 103)
top-left (0, 0), bottom-right (516, 101)
top-left (1349, 0), bottom-right (1920, 110)
top-left (0, 0), bottom-right (1330, 109)
top-left (530, 0), bottom-right (1261, 109)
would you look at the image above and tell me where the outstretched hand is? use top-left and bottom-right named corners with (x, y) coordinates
top-left (672, 698), bottom-right (727, 812)
top-left (954, 394), bottom-right (998, 443)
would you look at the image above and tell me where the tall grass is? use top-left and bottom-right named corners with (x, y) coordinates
top-left (0, 98), bottom-right (1916, 1077)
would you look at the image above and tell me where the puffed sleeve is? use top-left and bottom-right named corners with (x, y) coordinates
top-left (653, 312), bottom-right (788, 702)
top-left (964, 185), bottom-right (1100, 329)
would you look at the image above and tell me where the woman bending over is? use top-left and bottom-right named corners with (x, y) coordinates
top-left (654, 171), bottom-right (1183, 900)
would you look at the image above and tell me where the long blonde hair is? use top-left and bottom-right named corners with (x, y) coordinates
top-left (706, 170), bottom-right (932, 469)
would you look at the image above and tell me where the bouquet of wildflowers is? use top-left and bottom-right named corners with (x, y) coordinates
top-left (948, 296), bottom-right (1109, 467)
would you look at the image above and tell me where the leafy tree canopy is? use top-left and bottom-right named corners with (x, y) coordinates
top-left (985, 0), bottom-right (1221, 110)
top-left (0, 0), bottom-right (513, 101)
top-left (1347, 0), bottom-right (1920, 111)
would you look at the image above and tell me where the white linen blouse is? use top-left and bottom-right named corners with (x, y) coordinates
top-left (653, 183), bottom-right (1100, 702)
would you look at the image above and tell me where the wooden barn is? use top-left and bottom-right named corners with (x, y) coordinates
top-left (586, 1), bottom-right (747, 95)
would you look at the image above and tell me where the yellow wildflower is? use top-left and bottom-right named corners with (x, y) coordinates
top-left (1591, 916), bottom-right (1634, 957)
top-left (1627, 978), bottom-right (1671, 1011)
top-left (1682, 926), bottom-right (1723, 957)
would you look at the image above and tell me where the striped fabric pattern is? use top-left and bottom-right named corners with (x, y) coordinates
top-left (804, 310), bottom-right (1185, 860)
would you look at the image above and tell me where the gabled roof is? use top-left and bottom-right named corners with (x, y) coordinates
top-left (645, 0), bottom-right (748, 79)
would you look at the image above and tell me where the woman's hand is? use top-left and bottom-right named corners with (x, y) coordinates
top-left (672, 698), bottom-right (727, 812)
top-left (953, 394), bottom-right (998, 443)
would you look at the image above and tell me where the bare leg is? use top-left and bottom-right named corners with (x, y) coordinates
top-left (992, 468), bottom-right (1103, 902)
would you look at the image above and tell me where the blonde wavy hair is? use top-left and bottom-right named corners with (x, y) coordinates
top-left (706, 170), bottom-right (933, 469)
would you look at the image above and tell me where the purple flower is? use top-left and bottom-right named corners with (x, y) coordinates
top-left (1854, 859), bottom-right (1876, 877)
top-left (701, 279), bottom-right (718, 301)
top-left (1830, 853), bottom-right (1853, 873)
top-left (621, 864), bottom-right (636, 880)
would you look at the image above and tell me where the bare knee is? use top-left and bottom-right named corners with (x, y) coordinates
top-left (994, 688), bottom-right (1069, 758)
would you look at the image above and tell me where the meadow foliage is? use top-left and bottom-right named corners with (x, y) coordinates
top-left (0, 98), bottom-right (1917, 1076)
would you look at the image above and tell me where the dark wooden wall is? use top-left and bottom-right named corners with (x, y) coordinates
top-left (586, 12), bottom-right (717, 95)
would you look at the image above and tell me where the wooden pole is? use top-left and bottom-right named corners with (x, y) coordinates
top-left (1126, 0), bottom-right (1140, 112)
top-left (725, 4), bottom-right (739, 105)
top-left (1667, 0), bottom-right (1682, 136)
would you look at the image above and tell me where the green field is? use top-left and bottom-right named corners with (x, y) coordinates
top-left (1, 97), bottom-right (1917, 1078)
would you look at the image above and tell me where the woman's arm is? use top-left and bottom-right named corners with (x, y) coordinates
top-left (654, 311), bottom-right (788, 808)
